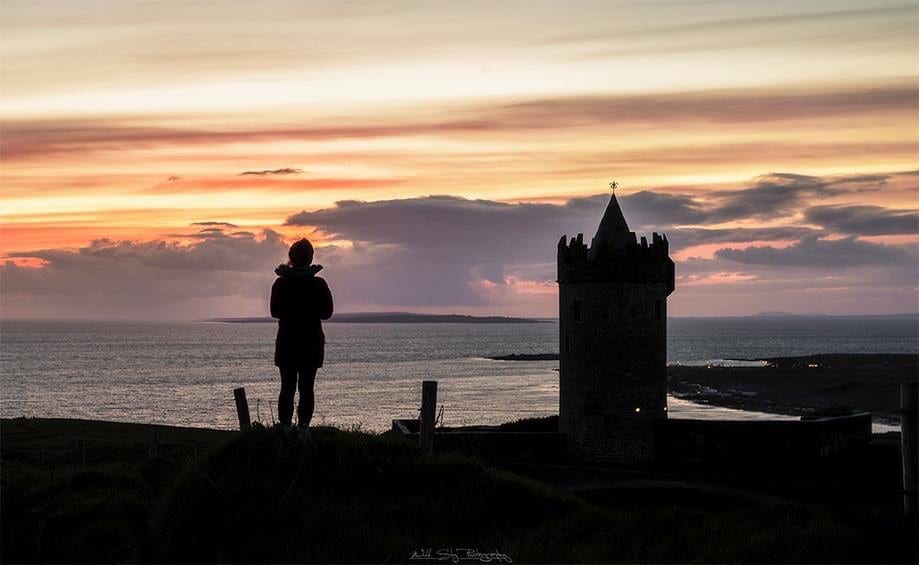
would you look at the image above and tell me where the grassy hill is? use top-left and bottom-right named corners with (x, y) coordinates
top-left (2, 418), bottom-right (915, 563)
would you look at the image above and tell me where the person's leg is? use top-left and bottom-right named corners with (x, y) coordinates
top-left (296, 367), bottom-right (318, 428)
top-left (278, 366), bottom-right (298, 426)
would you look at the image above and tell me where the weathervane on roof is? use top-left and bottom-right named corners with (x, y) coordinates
top-left (609, 180), bottom-right (619, 192)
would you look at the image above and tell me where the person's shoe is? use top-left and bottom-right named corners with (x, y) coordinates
top-left (279, 423), bottom-right (294, 434)
top-left (296, 425), bottom-right (311, 440)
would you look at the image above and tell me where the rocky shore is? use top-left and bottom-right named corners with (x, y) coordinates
top-left (488, 353), bottom-right (917, 423)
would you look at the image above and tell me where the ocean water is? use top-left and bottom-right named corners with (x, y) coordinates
top-left (1, 317), bottom-right (915, 432)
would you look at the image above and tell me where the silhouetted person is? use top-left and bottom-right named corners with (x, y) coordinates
top-left (270, 239), bottom-right (333, 432)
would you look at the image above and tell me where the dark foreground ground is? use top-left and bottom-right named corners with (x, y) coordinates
top-left (2, 417), bottom-right (916, 563)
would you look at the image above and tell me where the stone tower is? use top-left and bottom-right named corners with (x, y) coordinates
top-left (557, 191), bottom-right (675, 463)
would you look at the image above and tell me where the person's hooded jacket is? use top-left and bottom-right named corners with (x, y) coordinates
top-left (270, 264), bottom-right (333, 368)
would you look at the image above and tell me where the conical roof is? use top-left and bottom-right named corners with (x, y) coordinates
top-left (595, 192), bottom-right (630, 237)
top-left (588, 192), bottom-right (631, 259)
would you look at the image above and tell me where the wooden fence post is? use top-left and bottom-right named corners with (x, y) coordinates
top-left (901, 382), bottom-right (918, 517)
top-left (419, 380), bottom-right (438, 454)
top-left (234, 387), bottom-right (252, 431)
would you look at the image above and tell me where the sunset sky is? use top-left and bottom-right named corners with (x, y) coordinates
top-left (1, 0), bottom-right (917, 319)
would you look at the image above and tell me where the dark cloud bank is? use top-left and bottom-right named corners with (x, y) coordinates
top-left (2, 229), bottom-right (288, 319)
top-left (804, 205), bottom-right (918, 236)
top-left (239, 168), bottom-right (304, 176)
top-left (3, 171), bottom-right (916, 318)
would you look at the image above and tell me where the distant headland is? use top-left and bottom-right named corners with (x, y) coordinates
top-left (204, 312), bottom-right (545, 324)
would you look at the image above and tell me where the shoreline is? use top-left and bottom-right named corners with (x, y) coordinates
top-left (489, 353), bottom-right (917, 423)
top-left (3, 352), bottom-right (914, 435)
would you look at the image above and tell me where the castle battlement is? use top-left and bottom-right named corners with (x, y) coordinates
top-left (557, 231), bottom-right (675, 291)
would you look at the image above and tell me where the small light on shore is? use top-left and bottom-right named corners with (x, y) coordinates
top-left (634, 407), bottom-right (641, 413)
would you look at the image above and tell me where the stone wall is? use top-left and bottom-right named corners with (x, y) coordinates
top-left (659, 413), bottom-right (873, 461)
top-left (390, 414), bottom-right (873, 464)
